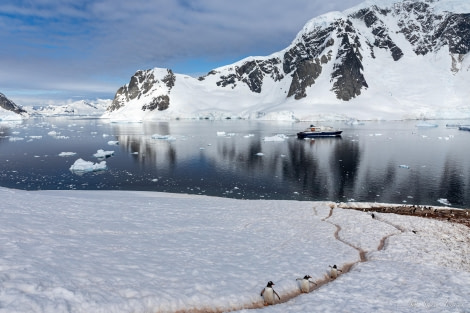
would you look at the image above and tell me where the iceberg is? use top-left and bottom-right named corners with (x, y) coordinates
top-left (69, 158), bottom-right (107, 173)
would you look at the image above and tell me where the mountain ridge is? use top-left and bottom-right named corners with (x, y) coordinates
top-left (104, 0), bottom-right (470, 121)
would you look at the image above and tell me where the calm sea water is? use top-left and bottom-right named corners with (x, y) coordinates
top-left (1, 117), bottom-right (469, 208)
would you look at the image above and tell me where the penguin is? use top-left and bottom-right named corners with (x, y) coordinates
top-left (260, 281), bottom-right (280, 305)
top-left (296, 275), bottom-right (317, 293)
top-left (329, 265), bottom-right (342, 279)
top-left (371, 213), bottom-right (375, 219)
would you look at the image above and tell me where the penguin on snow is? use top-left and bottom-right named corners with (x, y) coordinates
top-left (329, 264), bottom-right (342, 279)
top-left (296, 275), bottom-right (317, 293)
top-left (260, 281), bottom-right (280, 305)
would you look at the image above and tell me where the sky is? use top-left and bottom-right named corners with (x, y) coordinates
top-left (1, 0), bottom-right (364, 106)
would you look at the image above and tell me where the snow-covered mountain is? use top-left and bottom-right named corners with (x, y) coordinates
top-left (0, 92), bottom-right (27, 121)
top-left (103, 0), bottom-right (470, 122)
top-left (30, 99), bottom-right (111, 117)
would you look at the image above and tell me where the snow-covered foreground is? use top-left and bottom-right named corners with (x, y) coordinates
top-left (0, 188), bottom-right (469, 313)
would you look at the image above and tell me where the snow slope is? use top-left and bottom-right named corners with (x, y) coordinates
top-left (1, 187), bottom-right (468, 312)
top-left (0, 107), bottom-right (23, 122)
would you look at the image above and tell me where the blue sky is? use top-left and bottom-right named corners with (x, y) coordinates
top-left (1, 0), bottom-right (363, 106)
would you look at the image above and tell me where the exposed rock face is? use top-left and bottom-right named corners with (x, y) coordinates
top-left (330, 19), bottom-right (369, 101)
top-left (0, 92), bottom-right (27, 115)
top-left (108, 0), bottom-right (470, 117)
top-left (287, 59), bottom-right (323, 99)
top-left (142, 95), bottom-right (170, 111)
top-left (108, 69), bottom-right (174, 113)
top-left (352, 7), bottom-right (404, 61)
top-left (436, 13), bottom-right (470, 54)
top-left (215, 58), bottom-right (284, 93)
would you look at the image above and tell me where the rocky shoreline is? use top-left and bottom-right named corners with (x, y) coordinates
top-left (339, 204), bottom-right (470, 228)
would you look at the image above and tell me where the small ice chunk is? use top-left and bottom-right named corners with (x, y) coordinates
top-left (256, 152), bottom-right (264, 156)
top-left (58, 152), bottom-right (77, 157)
top-left (69, 158), bottom-right (107, 173)
top-left (108, 140), bottom-right (119, 145)
top-left (151, 134), bottom-right (176, 140)
top-left (398, 164), bottom-right (410, 169)
top-left (8, 137), bottom-right (24, 141)
top-left (263, 134), bottom-right (287, 142)
top-left (437, 198), bottom-right (451, 206)
top-left (93, 149), bottom-right (114, 158)
top-left (216, 131), bottom-right (226, 136)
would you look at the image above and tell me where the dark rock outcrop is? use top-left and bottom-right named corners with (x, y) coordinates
top-left (0, 92), bottom-right (27, 115)
top-left (107, 69), bottom-right (174, 113)
top-left (142, 95), bottom-right (170, 111)
top-left (287, 59), bottom-right (322, 99)
top-left (331, 20), bottom-right (368, 101)
top-left (435, 13), bottom-right (470, 54)
top-left (216, 58), bottom-right (283, 93)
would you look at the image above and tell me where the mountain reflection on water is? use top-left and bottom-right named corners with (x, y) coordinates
top-left (0, 118), bottom-right (469, 208)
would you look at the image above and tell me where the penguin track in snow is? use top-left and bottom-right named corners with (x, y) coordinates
top-left (321, 203), bottom-right (407, 277)
top-left (161, 204), bottom-right (407, 313)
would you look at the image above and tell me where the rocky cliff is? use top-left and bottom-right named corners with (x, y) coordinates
top-left (0, 93), bottom-right (27, 117)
